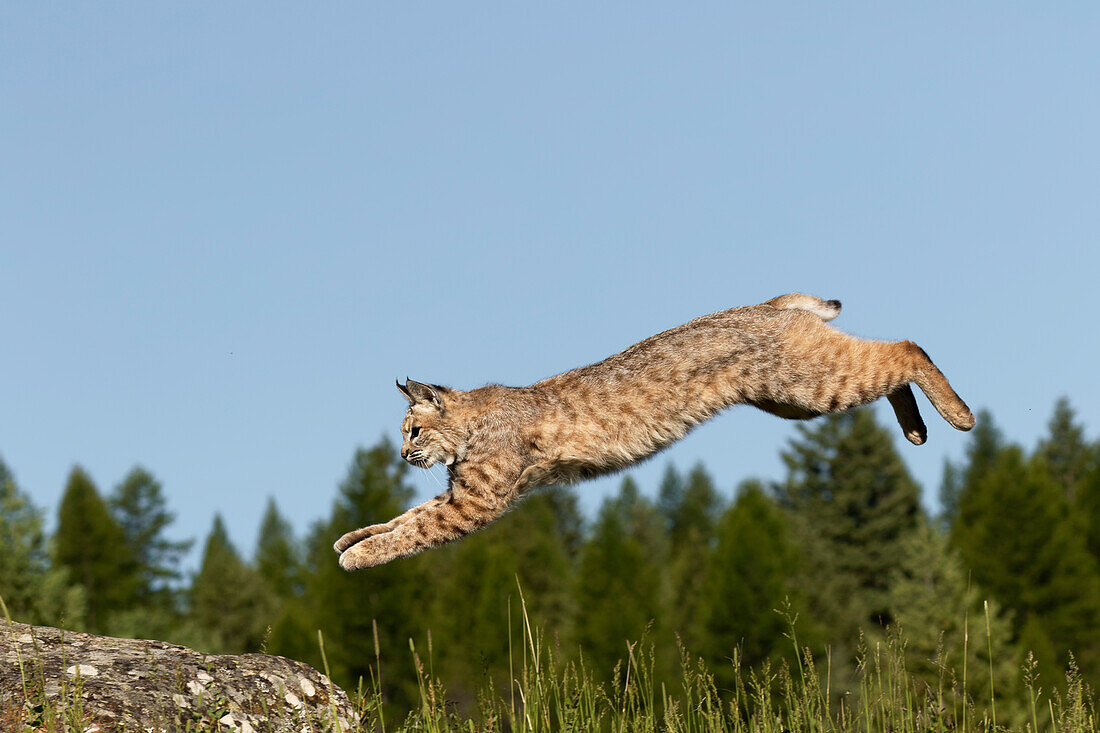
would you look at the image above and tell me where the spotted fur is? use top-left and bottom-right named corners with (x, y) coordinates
top-left (335, 293), bottom-right (974, 570)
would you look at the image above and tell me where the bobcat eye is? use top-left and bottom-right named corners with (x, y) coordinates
top-left (410, 427), bottom-right (421, 439)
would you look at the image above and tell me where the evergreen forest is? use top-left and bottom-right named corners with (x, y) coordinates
top-left (3, 398), bottom-right (1100, 727)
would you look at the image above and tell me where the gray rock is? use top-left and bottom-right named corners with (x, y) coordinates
top-left (1, 621), bottom-right (357, 732)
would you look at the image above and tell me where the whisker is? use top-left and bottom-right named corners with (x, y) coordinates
top-left (414, 465), bottom-right (438, 493)
top-left (426, 464), bottom-right (446, 491)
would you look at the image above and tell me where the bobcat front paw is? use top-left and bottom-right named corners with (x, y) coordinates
top-left (339, 539), bottom-right (387, 571)
top-left (333, 524), bottom-right (387, 554)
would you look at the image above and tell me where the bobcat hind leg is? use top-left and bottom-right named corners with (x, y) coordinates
top-left (886, 384), bottom-right (927, 445)
top-left (901, 342), bottom-right (976, 431)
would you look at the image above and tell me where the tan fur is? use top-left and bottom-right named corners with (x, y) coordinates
top-left (335, 293), bottom-right (974, 570)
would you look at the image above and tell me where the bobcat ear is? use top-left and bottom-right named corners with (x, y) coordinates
top-left (403, 379), bottom-right (447, 409)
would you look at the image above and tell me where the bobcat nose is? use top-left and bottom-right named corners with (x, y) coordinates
top-left (400, 447), bottom-right (408, 460)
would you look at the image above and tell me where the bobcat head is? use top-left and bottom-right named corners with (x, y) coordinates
top-left (396, 379), bottom-right (467, 468)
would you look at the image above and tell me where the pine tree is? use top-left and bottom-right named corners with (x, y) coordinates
top-left (939, 408), bottom-right (1002, 537)
top-left (661, 463), bottom-right (722, 649)
top-left (426, 486), bottom-right (579, 706)
top-left (937, 459), bottom-right (963, 529)
top-left (657, 464), bottom-right (685, 528)
top-left (541, 481), bottom-right (585, 559)
top-left (255, 497), bottom-right (302, 601)
top-left (506, 485), bottom-right (581, 628)
top-left (888, 519), bottom-right (1020, 707)
top-left (666, 463), bottom-right (721, 544)
top-left (0, 457), bottom-right (49, 619)
top-left (776, 409), bottom-right (922, 644)
top-left (0, 456), bottom-right (84, 626)
top-left (1037, 397), bottom-right (1095, 501)
top-left (952, 446), bottom-right (1100, 679)
top-left (109, 466), bottom-right (193, 605)
top-left (697, 480), bottom-right (803, 689)
top-left (53, 466), bottom-right (138, 632)
top-left (277, 440), bottom-right (429, 709)
top-left (1076, 458), bottom-right (1100, 565)
top-left (962, 409), bottom-right (1003, 489)
top-left (574, 476), bottom-right (668, 680)
top-left (189, 514), bottom-right (273, 653)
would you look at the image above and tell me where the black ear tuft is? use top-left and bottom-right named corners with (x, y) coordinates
top-left (396, 379), bottom-right (415, 404)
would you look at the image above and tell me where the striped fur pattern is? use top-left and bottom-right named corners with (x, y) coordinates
top-left (335, 293), bottom-right (974, 570)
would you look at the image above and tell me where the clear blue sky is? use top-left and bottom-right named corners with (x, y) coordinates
top-left (2, 3), bottom-right (1098, 569)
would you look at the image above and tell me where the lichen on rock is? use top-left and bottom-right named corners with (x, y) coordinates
top-left (1, 620), bottom-right (356, 732)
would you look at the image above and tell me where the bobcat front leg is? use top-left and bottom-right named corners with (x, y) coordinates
top-left (332, 491), bottom-right (452, 554)
top-left (338, 474), bottom-right (515, 570)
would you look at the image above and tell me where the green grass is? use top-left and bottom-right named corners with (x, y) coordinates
top-left (364, 604), bottom-right (1096, 733)
top-left (4, 593), bottom-right (1098, 732)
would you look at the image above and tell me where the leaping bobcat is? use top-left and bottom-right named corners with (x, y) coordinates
top-left (335, 293), bottom-right (974, 570)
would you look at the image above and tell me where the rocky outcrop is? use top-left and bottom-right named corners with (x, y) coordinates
top-left (0, 620), bottom-right (356, 732)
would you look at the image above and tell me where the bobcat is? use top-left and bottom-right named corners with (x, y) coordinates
top-left (335, 293), bottom-right (974, 570)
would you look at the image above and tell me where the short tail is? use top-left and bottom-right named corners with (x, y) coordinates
top-left (765, 293), bottom-right (842, 321)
